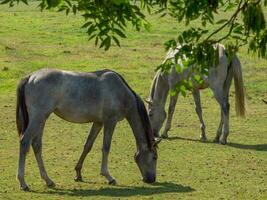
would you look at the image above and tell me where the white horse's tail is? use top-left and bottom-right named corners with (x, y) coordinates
top-left (231, 55), bottom-right (245, 117)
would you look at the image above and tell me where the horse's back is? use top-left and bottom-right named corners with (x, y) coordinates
top-left (24, 68), bottom-right (134, 123)
top-left (162, 44), bottom-right (229, 90)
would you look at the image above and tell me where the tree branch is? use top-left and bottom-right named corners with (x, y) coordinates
top-left (205, 0), bottom-right (244, 42)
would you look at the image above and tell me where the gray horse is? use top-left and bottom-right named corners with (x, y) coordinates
top-left (147, 44), bottom-right (245, 144)
top-left (16, 68), bottom-right (160, 191)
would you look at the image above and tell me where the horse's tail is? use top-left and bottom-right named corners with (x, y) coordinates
top-left (16, 76), bottom-right (30, 138)
top-left (230, 55), bottom-right (245, 117)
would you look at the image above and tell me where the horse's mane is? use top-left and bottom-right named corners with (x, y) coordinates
top-left (149, 71), bottom-right (161, 101)
top-left (110, 70), bottom-right (155, 150)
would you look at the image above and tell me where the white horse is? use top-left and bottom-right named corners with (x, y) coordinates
top-left (147, 44), bottom-right (245, 144)
top-left (16, 68), bottom-right (160, 191)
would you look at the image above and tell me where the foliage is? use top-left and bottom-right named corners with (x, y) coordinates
top-left (0, 0), bottom-right (266, 94)
top-left (0, 4), bottom-right (267, 199)
top-left (0, 0), bottom-right (265, 56)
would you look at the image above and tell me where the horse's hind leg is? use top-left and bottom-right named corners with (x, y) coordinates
top-left (17, 128), bottom-right (32, 191)
top-left (17, 118), bottom-right (50, 191)
top-left (162, 94), bottom-right (178, 138)
top-left (74, 122), bottom-right (103, 182)
top-left (192, 89), bottom-right (206, 142)
top-left (214, 110), bottom-right (223, 143)
top-left (213, 88), bottom-right (230, 145)
top-left (31, 124), bottom-right (55, 188)
top-left (100, 120), bottom-right (117, 185)
top-left (220, 97), bottom-right (230, 145)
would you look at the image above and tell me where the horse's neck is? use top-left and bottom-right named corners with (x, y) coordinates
top-left (150, 72), bottom-right (169, 108)
top-left (126, 109), bottom-right (151, 152)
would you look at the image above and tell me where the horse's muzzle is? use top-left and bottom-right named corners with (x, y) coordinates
top-left (152, 129), bottom-right (159, 138)
top-left (143, 174), bottom-right (156, 183)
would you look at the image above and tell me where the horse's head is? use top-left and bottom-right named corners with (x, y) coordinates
top-left (134, 145), bottom-right (159, 183)
top-left (146, 99), bottom-right (166, 137)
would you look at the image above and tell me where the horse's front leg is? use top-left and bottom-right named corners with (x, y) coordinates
top-left (75, 122), bottom-right (103, 182)
top-left (162, 94), bottom-right (178, 138)
top-left (100, 120), bottom-right (117, 184)
top-left (192, 89), bottom-right (206, 142)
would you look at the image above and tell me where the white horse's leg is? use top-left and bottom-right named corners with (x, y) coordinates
top-left (214, 110), bottom-right (223, 143)
top-left (219, 65), bottom-right (233, 144)
top-left (162, 94), bottom-right (178, 138)
top-left (192, 89), bottom-right (206, 142)
top-left (32, 129), bottom-right (55, 188)
top-left (75, 122), bottom-right (103, 182)
top-left (213, 88), bottom-right (230, 145)
top-left (100, 120), bottom-right (117, 184)
top-left (220, 97), bottom-right (230, 145)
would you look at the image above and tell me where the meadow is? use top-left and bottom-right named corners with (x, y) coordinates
top-left (0, 3), bottom-right (266, 199)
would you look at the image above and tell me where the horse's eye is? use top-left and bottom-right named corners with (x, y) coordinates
top-left (148, 112), bottom-right (153, 117)
top-left (153, 155), bottom-right (157, 160)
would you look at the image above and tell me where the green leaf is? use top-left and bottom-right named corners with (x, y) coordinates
top-left (47, 0), bottom-right (62, 8)
top-left (175, 63), bottom-right (182, 73)
top-left (72, 5), bottom-right (77, 15)
top-left (233, 25), bottom-right (243, 34)
top-left (112, 36), bottom-right (121, 47)
top-left (88, 34), bottom-right (96, 41)
top-left (216, 19), bottom-right (228, 24)
top-left (180, 85), bottom-right (186, 97)
top-left (81, 21), bottom-right (93, 29)
top-left (113, 0), bottom-right (128, 5)
top-left (194, 74), bottom-right (201, 82)
top-left (100, 36), bottom-right (111, 51)
top-left (113, 28), bottom-right (126, 38)
top-left (0, 0), bottom-right (11, 5)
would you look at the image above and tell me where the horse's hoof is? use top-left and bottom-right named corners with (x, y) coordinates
top-left (219, 139), bottom-right (227, 145)
top-left (108, 179), bottom-right (117, 185)
top-left (74, 176), bottom-right (83, 182)
top-left (200, 136), bottom-right (207, 142)
top-left (213, 137), bottom-right (220, 143)
top-left (161, 134), bottom-right (168, 139)
top-left (20, 185), bottom-right (30, 191)
top-left (47, 181), bottom-right (55, 188)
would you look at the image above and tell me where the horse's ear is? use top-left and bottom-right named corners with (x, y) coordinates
top-left (145, 98), bottom-right (153, 105)
top-left (153, 137), bottom-right (162, 146)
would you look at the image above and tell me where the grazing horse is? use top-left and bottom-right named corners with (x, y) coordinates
top-left (16, 68), bottom-right (160, 191)
top-left (147, 44), bottom-right (245, 144)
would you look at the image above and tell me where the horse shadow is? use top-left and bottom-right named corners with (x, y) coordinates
top-left (165, 136), bottom-right (267, 151)
top-left (165, 136), bottom-right (213, 144)
top-left (227, 142), bottom-right (267, 151)
top-left (31, 182), bottom-right (194, 197)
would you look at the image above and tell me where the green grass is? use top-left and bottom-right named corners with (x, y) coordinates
top-left (0, 3), bottom-right (266, 200)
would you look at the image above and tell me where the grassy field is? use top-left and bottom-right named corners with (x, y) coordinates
top-left (0, 3), bottom-right (266, 200)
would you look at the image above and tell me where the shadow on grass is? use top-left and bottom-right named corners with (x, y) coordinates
top-left (165, 136), bottom-right (213, 144)
top-left (227, 143), bottom-right (267, 151)
top-left (165, 136), bottom-right (267, 151)
top-left (31, 182), bottom-right (194, 197)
